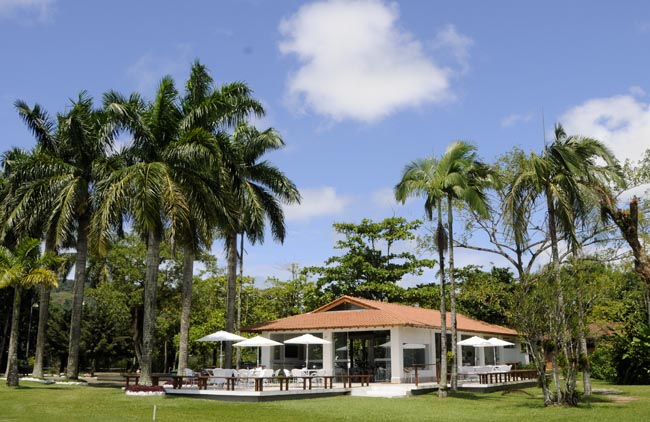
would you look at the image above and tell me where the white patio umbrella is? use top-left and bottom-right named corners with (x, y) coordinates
top-left (403, 343), bottom-right (426, 349)
top-left (456, 336), bottom-right (490, 346)
top-left (233, 335), bottom-right (283, 367)
top-left (197, 330), bottom-right (246, 368)
top-left (486, 337), bottom-right (515, 347)
top-left (457, 336), bottom-right (491, 366)
top-left (284, 334), bottom-right (330, 369)
top-left (486, 338), bottom-right (515, 365)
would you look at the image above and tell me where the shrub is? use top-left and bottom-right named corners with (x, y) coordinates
top-left (124, 385), bottom-right (165, 393)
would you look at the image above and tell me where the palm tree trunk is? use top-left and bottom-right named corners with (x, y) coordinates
top-left (646, 287), bottom-right (650, 326)
top-left (32, 285), bottom-right (51, 378)
top-left (5, 287), bottom-right (21, 387)
top-left (447, 195), bottom-right (458, 391)
top-left (0, 313), bottom-right (9, 373)
top-left (546, 193), bottom-right (563, 404)
top-left (141, 229), bottom-right (162, 385)
top-left (437, 206), bottom-right (448, 398)
top-left (236, 233), bottom-right (244, 368)
top-left (225, 232), bottom-right (238, 369)
top-left (131, 305), bottom-right (143, 370)
top-left (577, 295), bottom-right (592, 396)
top-left (33, 236), bottom-right (56, 379)
top-left (66, 213), bottom-right (89, 379)
top-left (177, 245), bottom-right (194, 374)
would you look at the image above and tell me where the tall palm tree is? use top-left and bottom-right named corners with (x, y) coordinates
top-left (7, 95), bottom-right (115, 379)
top-left (220, 123), bottom-right (301, 368)
top-left (395, 141), bottom-right (494, 395)
top-left (0, 238), bottom-right (58, 387)
top-left (505, 124), bottom-right (622, 405)
top-left (175, 61), bottom-right (263, 374)
top-left (0, 148), bottom-right (59, 379)
top-left (95, 77), bottom-right (205, 385)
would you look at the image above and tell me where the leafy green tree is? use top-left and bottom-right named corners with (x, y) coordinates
top-left (86, 234), bottom-right (147, 366)
top-left (455, 148), bottom-right (551, 282)
top-left (82, 281), bottom-right (131, 372)
top-left (506, 124), bottom-right (622, 405)
top-left (0, 238), bottom-right (58, 386)
top-left (395, 141), bottom-right (495, 393)
top-left (455, 266), bottom-right (514, 326)
top-left (307, 217), bottom-right (434, 304)
top-left (512, 268), bottom-right (555, 405)
top-left (262, 270), bottom-right (318, 318)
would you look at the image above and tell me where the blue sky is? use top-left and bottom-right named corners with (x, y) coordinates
top-left (2, 0), bottom-right (649, 286)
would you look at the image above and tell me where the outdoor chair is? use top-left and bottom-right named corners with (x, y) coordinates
top-left (313, 368), bottom-right (328, 387)
top-left (183, 368), bottom-right (196, 387)
top-left (291, 368), bottom-right (304, 384)
top-left (259, 368), bottom-right (274, 385)
top-left (404, 367), bottom-right (414, 383)
top-left (273, 369), bottom-right (290, 384)
top-left (236, 369), bottom-right (254, 389)
top-left (210, 368), bottom-right (232, 389)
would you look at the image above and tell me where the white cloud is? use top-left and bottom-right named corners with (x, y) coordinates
top-left (278, 0), bottom-right (456, 123)
top-left (629, 86), bottom-right (646, 97)
top-left (431, 24), bottom-right (473, 75)
top-left (0, 0), bottom-right (54, 22)
top-left (501, 112), bottom-right (534, 128)
top-left (560, 95), bottom-right (650, 163)
top-left (283, 186), bottom-right (351, 222)
top-left (617, 183), bottom-right (650, 204)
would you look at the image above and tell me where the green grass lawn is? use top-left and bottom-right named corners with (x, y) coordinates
top-left (1, 381), bottom-right (649, 422)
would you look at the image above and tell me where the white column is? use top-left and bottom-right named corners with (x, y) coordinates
top-left (390, 327), bottom-right (402, 384)
top-left (323, 331), bottom-right (334, 373)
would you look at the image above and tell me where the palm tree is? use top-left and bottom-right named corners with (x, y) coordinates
top-left (6, 95), bottom-right (115, 379)
top-left (0, 148), bottom-right (59, 379)
top-left (95, 77), bottom-right (203, 385)
top-left (175, 61), bottom-right (263, 374)
top-left (0, 238), bottom-right (58, 386)
top-left (220, 123), bottom-right (301, 368)
top-left (395, 141), bottom-right (494, 395)
top-left (505, 124), bottom-right (622, 405)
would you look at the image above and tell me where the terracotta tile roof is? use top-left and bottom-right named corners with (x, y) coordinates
top-left (246, 295), bottom-right (517, 336)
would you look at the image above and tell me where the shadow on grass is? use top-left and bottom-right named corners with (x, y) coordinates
top-left (446, 391), bottom-right (500, 401)
top-left (86, 382), bottom-right (124, 389)
top-left (14, 384), bottom-right (68, 391)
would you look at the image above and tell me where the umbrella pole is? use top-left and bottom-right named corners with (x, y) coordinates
top-left (220, 342), bottom-right (223, 368)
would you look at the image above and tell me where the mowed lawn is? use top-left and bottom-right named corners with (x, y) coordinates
top-left (1, 381), bottom-right (649, 422)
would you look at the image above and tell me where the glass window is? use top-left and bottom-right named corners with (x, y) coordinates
top-left (403, 346), bottom-right (427, 368)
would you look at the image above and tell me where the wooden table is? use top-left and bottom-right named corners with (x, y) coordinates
top-left (477, 369), bottom-right (537, 384)
top-left (208, 376), bottom-right (335, 392)
top-left (339, 374), bottom-right (371, 388)
top-left (171, 375), bottom-right (208, 389)
top-left (121, 373), bottom-right (164, 387)
top-left (288, 375), bottom-right (335, 390)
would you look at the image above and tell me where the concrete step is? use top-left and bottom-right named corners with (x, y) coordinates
top-left (350, 384), bottom-right (414, 398)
